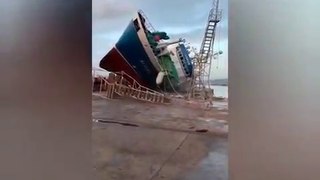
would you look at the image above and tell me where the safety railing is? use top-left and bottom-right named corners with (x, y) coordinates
top-left (92, 69), bottom-right (167, 104)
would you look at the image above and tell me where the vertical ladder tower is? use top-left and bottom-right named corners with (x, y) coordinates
top-left (190, 0), bottom-right (222, 99)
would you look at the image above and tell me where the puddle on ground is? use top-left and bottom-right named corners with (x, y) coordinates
top-left (210, 101), bottom-right (228, 111)
top-left (182, 138), bottom-right (228, 180)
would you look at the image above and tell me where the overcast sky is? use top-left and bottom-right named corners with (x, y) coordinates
top-left (93, 0), bottom-right (228, 79)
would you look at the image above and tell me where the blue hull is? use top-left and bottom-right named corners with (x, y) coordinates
top-left (99, 11), bottom-right (194, 92)
top-left (115, 20), bottom-right (159, 88)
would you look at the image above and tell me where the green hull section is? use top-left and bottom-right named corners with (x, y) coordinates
top-left (158, 55), bottom-right (180, 91)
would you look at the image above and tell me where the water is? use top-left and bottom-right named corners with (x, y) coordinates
top-left (211, 85), bottom-right (228, 98)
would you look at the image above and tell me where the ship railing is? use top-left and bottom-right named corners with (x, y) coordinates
top-left (114, 71), bottom-right (164, 96)
top-left (93, 75), bottom-right (115, 99)
top-left (113, 84), bottom-right (165, 103)
top-left (92, 69), bottom-right (166, 103)
top-left (138, 9), bottom-right (156, 32)
top-left (113, 71), bottom-right (165, 103)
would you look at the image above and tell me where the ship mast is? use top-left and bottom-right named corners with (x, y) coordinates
top-left (189, 0), bottom-right (222, 101)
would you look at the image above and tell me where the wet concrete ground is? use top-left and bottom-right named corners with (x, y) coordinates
top-left (92, 96), bottom-right (228, 180)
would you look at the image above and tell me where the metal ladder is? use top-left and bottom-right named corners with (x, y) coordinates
top-left (199, 0), bottom-right (222, 62)
top-left (190, 0), bottom-right (222, 99)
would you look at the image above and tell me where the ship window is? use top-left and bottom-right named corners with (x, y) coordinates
top-left (133, 19), bottom-right (140, 31)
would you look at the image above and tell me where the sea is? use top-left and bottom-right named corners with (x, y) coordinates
top-left (211, 85), bottom-right (228, 98)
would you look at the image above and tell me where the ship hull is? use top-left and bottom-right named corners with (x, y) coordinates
top-left (99, 47), bottom-right (146, 86)
top-left (99, 11), bottom-right (193, 92)
top-left (100, 15), bottom-right (159, 88)
top-left (115, 19), bottom-right (159, 88)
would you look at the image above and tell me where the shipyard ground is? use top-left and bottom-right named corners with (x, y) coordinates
top-left (92, 96), bottom-right (228, 180)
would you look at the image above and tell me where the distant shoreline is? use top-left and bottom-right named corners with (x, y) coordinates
top-left (210, 79), bottom-right (228, 86)
top-left (212, 84), bottom-right (228, 86)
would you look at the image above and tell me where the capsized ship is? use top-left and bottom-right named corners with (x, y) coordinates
top-left (99, 10), bottom-right (193, 92)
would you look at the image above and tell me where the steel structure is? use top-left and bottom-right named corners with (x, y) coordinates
top-left (189, 0), bottom-right (222, 100)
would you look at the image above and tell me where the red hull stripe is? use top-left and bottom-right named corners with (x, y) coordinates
top-left (99, 47), bottom-right (146, 86)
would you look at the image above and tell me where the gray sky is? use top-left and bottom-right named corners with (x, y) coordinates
top-left (93, 0), bottom-right (228, 79)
